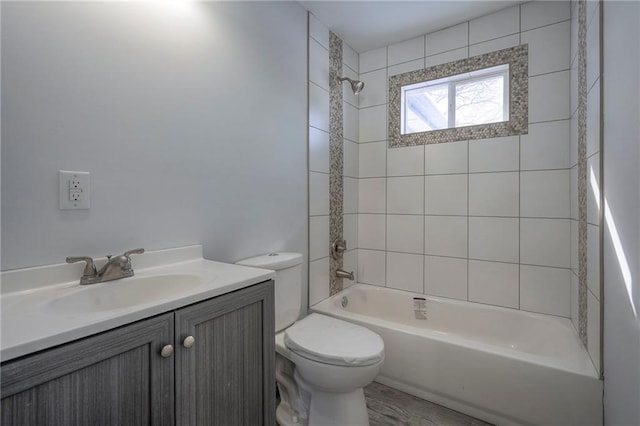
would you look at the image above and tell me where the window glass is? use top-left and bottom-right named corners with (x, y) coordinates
top-left (401, 64), bottom-right (509, 135)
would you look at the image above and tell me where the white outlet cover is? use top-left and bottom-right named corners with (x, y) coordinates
top-left (59, 170), bottom-right (90, 210)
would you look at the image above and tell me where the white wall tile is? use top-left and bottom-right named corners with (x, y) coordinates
top-left (469, 136), bottom-right (519, 173)
top-left (309, 171), bottom-right (329, 216)
top-left (388, 145), bottom-right (424, 176)
top-left (569, 111), bottom-right (578, 167)
top-left (571, 271), bottom-right (579, 328)
top-left (343, 214), bottom-right (358, 252)
top-left (309, 257), bottom-right (329, 305)
top-left (387, 176), bottom-right (424, 214)
top-left (358, 214), bottom-right (386, 250)
top-left (344, 102), bottom-right (359, 142)
top-left (469, 172), bottom-right (519, 217)
top-left (387, 252), bottom-right (424, 293)
top-left (521, 0), bottom-right (571, 31)
top-left (570, 2), bottom-right (578, 62)
top-left (425, 174), bottom-right (467, 216)
top-left (359, 105), bottom-right (387, 142)
top-left (469, 217), bottom-right (519, 263)
top-left (587, 153), bottom-right (600, 225)
top-left (389, 59), bottom-right (424, 77)
top-left (425, 216), bottom-right (467, 258)
top-left (309, 13), bottom-right (329, 49)
top-left (587, 288), bottom-right (600, 372)
top-left (359, 46), bottom-right (387, 73)
top-left (425, 140), bottom-right (468, 175)
top-left (358, 68), bottom-right (387, 108)
top-left (469, 6), bottom-right (520, 44)
top-left (586, 79), bottom-right (600, 157)
top-left (521, 170), bottom-right (571, 218)
top-left (469, 34), bottom-right (520, 57)
top-left (359, 141), bottom-right (386, 178)
top-left (309, 83), bottom-right (329, 132)
top-left (388, 36), bottom-right (425, 66)
top-left (359, 178), bottom-right (386, 213)
top-left (521, 120), bottom-right (571, 170)
top-left (343, 42), bottom-right (358, 73)
top-left (343, 139), bottom-right (358, 178)
top-left (309, 127), bottom-right (329, 173)
top-left (309, 38), bottom-right (329, 90)
top-left (586, 1), bottom-right (599, 30)
top-left (522, 20), bottom-right (571, 76)
top-left (586, 8), bottom-right (600, 91)
top-left (468, 260), bottom-right (519, 308)
top-left (358, 249), bottom-right (386, 286)
top-left (387, 214), bottom-right (424, 254)
top-left (521, 218), bottom-right (571, 268)
top-left (426, 23), bottom-right (468, 56)
top-left (343, 249), bottom-right (358, 286)
top-left (309, 215), bottom-right (330, 261)
top-left (529, 71), bottom-right (571, 123)
top-left (426, 47), bottom-right (468, 67)
top-left (520, 265), bottom-right (571, 317)
top-left (424, 256), bottom-right (468, 300)
top-left (587, 224), bottom-right (600, 300)
top-left (343, 177), bottom-right (358, 214)
top-left (571, 218), bottom-right (578, 272)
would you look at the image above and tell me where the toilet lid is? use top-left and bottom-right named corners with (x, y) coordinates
top-left (284, 313), bottom-right (384, 367)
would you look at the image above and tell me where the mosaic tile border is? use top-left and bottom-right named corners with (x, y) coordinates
top-left (577, 0), bottom-right (588, 346)
top-left (329, 32), bottom-right (344, 296)
top-left (388, 44), bottom-right (528, 147)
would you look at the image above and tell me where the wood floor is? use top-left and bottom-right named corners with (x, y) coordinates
top-left (364, 382), bottom-right (491, 426)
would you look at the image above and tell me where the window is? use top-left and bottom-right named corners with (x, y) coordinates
top-left (388, 44), bottom-right (528, 147)
top-left (402, 65), bottom-right (509, 134)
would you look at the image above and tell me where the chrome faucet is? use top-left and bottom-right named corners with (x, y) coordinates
top-left (66, 248), bottom-right (144, 285)
top-left (335, 268), bottom-right (354, 281)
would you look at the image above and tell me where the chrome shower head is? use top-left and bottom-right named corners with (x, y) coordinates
top-left (337, 76), bottom-right (365, 95)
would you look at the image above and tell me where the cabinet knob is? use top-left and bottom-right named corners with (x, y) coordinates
top-left (160, 344), bottom-right (174, 358)
top-left (183, 335), bottom-right (195, 348)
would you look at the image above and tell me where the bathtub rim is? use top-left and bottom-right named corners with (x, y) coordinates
top-left (311, 283), bottom-right (599, 380)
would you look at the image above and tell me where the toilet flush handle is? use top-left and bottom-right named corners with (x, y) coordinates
top-left (183, 335), bottom-right (195, 348)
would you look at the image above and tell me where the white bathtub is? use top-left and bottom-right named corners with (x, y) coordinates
top-left (312, 284), bottom-right (602, 426)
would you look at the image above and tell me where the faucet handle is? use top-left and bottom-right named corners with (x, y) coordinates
top-left (66, 256), bottom-right (97, 277)
top-left (124, 248), bottom-right (145, 258)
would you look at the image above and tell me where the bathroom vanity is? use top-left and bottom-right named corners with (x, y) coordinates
top-left (0, 246), bottom-right (276, 425)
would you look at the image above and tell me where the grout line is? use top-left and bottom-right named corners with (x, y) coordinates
top-left (384, 46), bottom-right (389, 290)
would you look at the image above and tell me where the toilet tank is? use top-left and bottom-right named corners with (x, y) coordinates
top-left (236, 253), bottom-right (303, 332)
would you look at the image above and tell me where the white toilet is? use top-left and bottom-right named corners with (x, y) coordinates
top-left (236, 253), bottom-right (384, 426)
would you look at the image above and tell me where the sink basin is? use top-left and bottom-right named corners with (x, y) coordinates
top-left (44, 274), bottom-right (208, 315)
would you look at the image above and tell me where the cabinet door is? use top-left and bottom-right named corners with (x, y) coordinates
top-left (1, 313), bottom-right (174, 426)
top-left (175, 280), bottom-right (275, 426)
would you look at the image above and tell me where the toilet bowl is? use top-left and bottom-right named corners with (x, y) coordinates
top-left (236, 253), bottom-right (385, 426)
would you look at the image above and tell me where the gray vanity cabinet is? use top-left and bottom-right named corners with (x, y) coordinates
top-left (0, 280), bottom-right (275, 426)
top-left (0, 313), bottom-right (175, 425)
top-left (175, 280), bottom-right (275, 426)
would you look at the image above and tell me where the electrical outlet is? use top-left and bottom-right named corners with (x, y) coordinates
top-left (59, 171), bottom-right (90, 210)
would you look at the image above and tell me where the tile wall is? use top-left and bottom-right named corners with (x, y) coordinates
top-left (570, 0), bottom-right (602, 373)
top-left (308, 14), bottom-right (359, 305)
top-left (355, 2), bottom-right (575, 317)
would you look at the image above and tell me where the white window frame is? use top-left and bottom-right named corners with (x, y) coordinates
top-left (400, 64), bottom-right (510, 135)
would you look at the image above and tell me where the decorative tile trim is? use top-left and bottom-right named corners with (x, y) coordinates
top-left (388, 45), bottom-right (528, 147)
top-left (329, 32), bottom-right (344, 296)
top-left (577, 0), bottom-right (588, 347)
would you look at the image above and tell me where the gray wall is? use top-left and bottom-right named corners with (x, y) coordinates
top-left (1, 1), bottom-right (309, 300)
top-left (603, 1), bottom-right (640, 423)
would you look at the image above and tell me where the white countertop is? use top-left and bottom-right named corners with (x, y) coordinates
top-left (0, 245), bottom-right (275, 362)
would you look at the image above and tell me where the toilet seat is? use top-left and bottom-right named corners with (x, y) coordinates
top-left (284, 313), bottom-right (384, 367)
